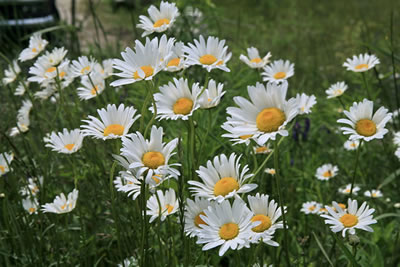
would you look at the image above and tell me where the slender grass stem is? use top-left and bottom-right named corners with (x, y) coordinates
top-left (144, 82), bottom-right (157, 138)
top-left (361, 73), bottom-right (371, 100)
top-left (349, 140), bottom-right (363, 199)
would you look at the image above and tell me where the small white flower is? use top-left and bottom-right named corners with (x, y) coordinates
top-left (343, 140), bottom-right (360, 151)
top-left (343, 53), bottom-right (380, 72)
top-left (18, 33), bottom-right (48, 62)
top-left (315, 163), bottom-right (338, 181)
top-left (0, 152), bottom-right (14, 176)
top-left (184, 197), bottom-right (212, 237)
top-left (364, 189), bottom-right (383, 198)
top-left (393, 132), bottom-right (400, 146)
top-left (44, 128), bottom-right (84, 154)
top-left (295, 93), bottom-right (316, 114)
top-left (338, 184), bottom-right (360, 195)
top-left (3, 60), bottom-right (20, 85)
top-left (20, 177), bottom-right (43, 197)
top-left (164, 41), bottom-right (187, 72)
top-left (198, 79), bottom-right (225, 109)
top-left (396, 147), bottom-right (400, 160)
top-left (300, 201), bottom-right (322, 214)
top-left (41, 189), bottom-right (79, 214)
top-left (9, 99), bottom-right (33, 137)
top-left (14, 81), bottom-right (29, 96)
top-left (326, 82), bottom-right (348, 99)
top-left (262, 59), bottom-right (294, 83)
top-left (22, 198), bottom-right (39, 214)
top-left (70, 56), bottom-right (97, 77)
top-left (147, 188), bottom-right (179, 223)
top-left (253, 145), bottom-right (272, 154)
top-left (239, 47), bottom-right (271, 69)
top-left (264, 168), bottom-right (276, 175)
top-left (94, 59), bottom-right (113, 79)
top-left (114, 170), bottom-right (142, 200)
top-left (77, 72), bottom-right (106, 100)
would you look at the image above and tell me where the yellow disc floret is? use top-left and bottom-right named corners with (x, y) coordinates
top-left (173, 97), bottom-right (193, 115)
top-left (339, 214), bottom-right (358, 228)
top-left (167, 58), bottom-right (180, 67)
top-left (250, 58), bottom-right (262, 63)
top-left (142, 151), bottom-right (165, 169)
top-left (273, 71), bottom-right (286, 79)
top-left (194, 212), bottom-right (207, 227)
top-left (355, 119), bottom-right (376, 137)
top-left (80, 66), bottom-right (91, 74)
top-left (64, 144), bottom-right (75, 151)
top-left (213, 177), bottom-right (239, 197)
top-left (219, 223), bottom-right (239, 240)
top-left (153, 18), bottom-right (170, 28)
top-left (165, 204), bottom-right (174, 214)
top-left (133, 66), bottom-right (154, 80)
top-left (355, 63), bottom-right (369, 70)
top-left (256, 108), bottom-right (286, 133)
top-left (103, 124), bottom-right (125, 137)
top-left (251, 214), bottom-right (272, 233)
top-left (199, 54), bottom-right (217, 65)
top-left (0, 165), bottom-right (5, 173)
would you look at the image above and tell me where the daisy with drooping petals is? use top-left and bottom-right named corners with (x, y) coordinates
top-left (223, 82), bottom-right (298, 146)
top-left (28, 57), bottom-right (69, 85)
top-left (183, 35), bottom-right (232, 72)
top-left (321, 199), bottom-right (377, 237)
top-left (151, 77), bottom-right (201, 120)
top-left (77, 72), bottom-right (106, 100)
top-left (364, 189), bottom-right (383, 198)
top-left (184, 197), bottom-right (212, 237)
top-left (239, 47), bottom-right (272, 69)
top-left (344, 140), bottom-right (360, 151)
top-left (0, 152), bottom-right (13, 176)
top-left (198, 79), bottom-right (225, 109)
top-left (23, 198), bottom-right (39, 214)
top-left (188, 153), bottom-right (257, 202)
top-left (301, 201), bottom-right (322, 214)
top-left (19, 33), bottom-right (48, 62)
top-left (164, 41), bottom-right (187, 72)
top-left (111, 38), bottom-right (163, 86)
top-left (326, 81), bottom-right (348, 99)
top-left (337, 99), bottom-right (392, 142)
top-left (221, 124), bottom-right (254, 146)
top-left (34, 83), bottom-right (57, 100)
top-left (94, 59), bottom-right (114, 79)
top-left (262, 59), bottom-right (294, 83)
top-left (253, 145), bottom-right (272, 154)
top-left (393, 131), bottom-right (400, 146)
top-left (315, 164), bottom-right (338, 181)
top-left (81, 104), bottom-right (140, 140)
top-left (3, 60), bottom-right (21, 85)
top-left (137, 1), bottom-right (179, 37)
top-left (44, 128), bottom-right (84, 154)
top-left (343, 53), bottom-right (380, 72)
top-left (41, 189), bottom-right (79, 214)
top-left (295, 93), bottom-right (317, 114)
top-left (9, 99), bottom-right (33, 137)
top-left (338, 184), bottom-right (360, 195)
top-left (114, 170), bottom-right (142, 200)
top-left (264, 168), bottom-right (276, 175)
top-left (196, 198), bottom-right (256, 256)
top-left (147, 188), bottom-right (179, 223)
top-left (70, 56), bottom-right (97, 77)
top-left (153, 34), bottom-right (175, 63)
top-left (20, 177), bottom-right (43, 197)
top-left (14, 81), bottom-right (29, 96)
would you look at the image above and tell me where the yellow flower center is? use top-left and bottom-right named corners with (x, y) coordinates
top-left (133, 66), bottom-right (154, 80)
top-left (165, 204), bottom-right (174, 214)
top-left (256, 146), bottom-right (268, 153)
top-left (345, 188), bottom-right (351, 193)
top-left (32, 48), bottom-right (37, 52)
top-left (59, 71), bottom-right (66, 78)
top-left (267, 169), bottom-right (276, 175)
top-left (194, 212), bottom-right (207, 227)
top-left (173, 97), bottom-right (193, 115)
top-left (80, 66), bottom-right (91, 74)
top-left (239, 134), bottom-right (252, 140)
top-left (103, 124), bottom-right (125, 137)
top-left (199, 54), bottom-right (217, 65)
top-left (61, 204), bottom-right (67, 210)
top-left (355, 63), bottom-right (369, 70)
top-left (250, 57), bottom-right (262, 63)
top-left (91, 85), bottom-right (100, 95)
top-left (372, 192), bottom-right (377, 197)
top-left (350, 142), bottom-right (357, 147)
top-left (167, 58), bottom-right (180, 67)
top-left (251, 214), bottom-right (272, 233)
top-left (153, 18), bottom-right (170, 28)
top-left (322, 170), bottom-right (332, 178)
top-left (355, 119), bottom-right (376, 137)
top-left (46, 67), bottom-right (56, 73)
top-left (308, 206), bottom-right (316, 211)
top-left (256, 107), bottom-right (286, 133)
top-left (219, 223), bottom-right (239, 240)
top-left (64, 144), bottom-right (75, 151)
top-left (273, 71), bottom-right (286, 79)
top-left (152, 174), bottom-right (162, 184)
top-left (31, 186), bottom-right (39, 194)
top-left (319, 208), bottom-right (327, 213)
top-left (339, 214), bottom-right (358, 228)
top-left (335, 89), bottom-right (343, 96)
top-left (213, 177), bottom-right (239, 197)
top-left (142, 151), bottom-right (165, 169)
top-left (29, 207), bottom-right (36, 213)
top-left (0, 165), bottom-right (5, 173)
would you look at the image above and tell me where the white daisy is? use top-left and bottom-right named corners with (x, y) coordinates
top-left (19, 177), bottom-right (43, 197)
top-left (326, 81), bottom-right (348, 99)
top-left (396, 147), bottom-right (400, 160)
top-left (239, 47), bottom-right (271, 69)
top-left (39, 47), bottom-right (68, 67)
top-left (44, 128), bottom-right (84, 154)
top-left (253, 145), bottom-right (272, 154)
top-left (337, 99), bottom-right (392, 142)
top-left (343, 140), bottom-right (360, 151)
top-left (114, 170), bottom-right (142, 200)
top-left (137, 1), bottom-right (179, 37)
top-left (338, 184), bottom-right (360, 195)
top-left (77, 72), bottom-right (106, 100)
top-left (300, 201), bottom-right (322, 214)
top-left (321, 199), bottom-right (377, 237)
top-left (198, 79), bottom-right (225, 109)
top-left (188, 153), bottom-right (257, 202)
top-left (22, 198), bottom-right (39, 214)
top-left (18, 33), bottom-right (48, 62)
top-left (164, 41), bottom-right (187, 72)
top-left (118, 256), bottom-right (139, 267)
top-left (364, 189), bottom-right (383, 198)
top-left (261, 59), bottom-right (294, 83)
top-left (196, 198), bottom-right (255, 256)
top-left (70, 56), bottom-right (97, 77)
top-left (41, 188), bottom-right (79, 214)
top-left (9, 99), bottom-right (33, 137)
top-left (154, 34), bottom-right (175, 63)
top-left (184, 197), bottom-right (212, 237)
top-left (147, 188), bottom-right (179, 223)
top-left (14, 80), bottom-right (29, 96)
top-left (393, 132), bottom-right (400, 146)
top-left (3, 60), bottom-right (20, 85)
top-left (315, 163), bottom-right (338, 181)
top-left (81, 104), bottom-right (140, 140)
top-left (295, 93), bottom-right (317, 114)
top-left (34, 84), bottom-right (57, 100)
top-left (183, 35), bottom-right (232, 72)
top-left (94, 59), bottom-right (114, 79)
top-left (221, 125), bottom-right (254, 146)
top-left (0, 152), bottom-right (14, 176)
top-left (223, 81), bottom-right (298, 146)
top-left (28, 57), bottom-right (69, 85)
top-left (264, 168), bottom-right (276, 175)
top-left (343, 53), bottom-right (380, 72)
top-left (151, 77), bottom-right (201, 121)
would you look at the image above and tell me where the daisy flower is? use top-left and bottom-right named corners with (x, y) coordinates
top-left (70, 56), bottom-right (97, 77)
top-left (14, 81), bottom-right (29, 96)
top-left (114, 170), bottom-right (142, 200)
top-left (41, 189), bottom-right (79, 214)
top-left (396, 147), bottom-right (400, 160)
top-left (326, 81), bottom-right (348, 99)
top-left (28, 57), bottom-right (69, 85)
top-left (262, 59), bottom-right (294, 83)
top-left (0, 152), bottom-right (14, 176)
top-left (393, 132), bottom-right (400, 146)
top-left (39, 47), bottom-right (68, 67)
top-left (343, 53), bottom-right (380, 72)
top-left (147, 188), bottom-right (179, 223)
top-left (300, 201), bottom-right (322, 214)
top-left (338, 184), bottom-right (360, 195)
top-left (111, 38), bottom-right (163, 86)
top-left (119, 125), bottom-right (180, 184)
top-left (264, 168), bottom-right (276, 175)
top-left (221, 124), bottom-right (254, 146)
top-left (44, 128), bottom-right (84, 154)
top-left (137, 1), bottom-right (179, 37)
top-left (253, 145), bottom-right (272, 154)
top-left (118, 256), bottom-right (139, 267)
top-left (9, 99), bottom-right (33, 137)
top-left (164, 41), bottom-right (187, 72)
top-left (154, 34), bottom-right (175, 63)
top-left (3, 60), bottom-right (20, 85)
top-left (295, 93), bottom-right (317, 114)
top-left (18, 33), bottom-right (48, 62)
top-left (151, 77), bottom-right (201, 120)
top-left (239, 47), bottom-right (272, 69)
top-left (81, 104), bottom-right (140, 140)
top-left (188, 153), bottom-right (257, 202)
top-left (337, 99), bottom-right (392, 142)
top-left (34, 84), bottom-right (57, 100)
top-left (223, 82), bottom-right (298, 146)
top-left (364, 189), bottom-right (383, 198)
top-left (94, 59), bottom-right (114, 79)
top-left (196, 198), bottom-right (256, 256)
top-left (77, 72), bottom-right (106, 100)
top-left (20, 177), bottom-right (43, 197)
top-left (184, 197), bottom-right (212, 237)
top-left (22, 198), bottom-right (40, 214)
top-left (321, 199), bottom-right (377, 237)
top-left (183, 35), bottom-right (232, 72)
top-left (198, 79), bottom-right (225, 109)
top-left (315, 164), bottom-right (338, 181)
top-left (343, 140), bottom-right (360, 151)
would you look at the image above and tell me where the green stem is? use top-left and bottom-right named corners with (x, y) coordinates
top-left (144, 83), bottom-right (157, 138)
top-left (140, 181), bottom-right (148, 266)
top-left (349, 140), bottom-right (362, 199)
top-left (361, 72), bottom-right (371, 99)
top-left (337, 96), bottom-right (346, 109)
top-left (139, 89), bottom-right (151, 133)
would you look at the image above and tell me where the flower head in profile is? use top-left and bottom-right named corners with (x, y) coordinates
top-left (337, 99), bottom-right (392, 142)
top-left (184, 197), bottom-right (212, 237)
top-left (253, 145), bottom-right (272, 154)
top-left (94, 59), bottom-right (114, 79)
top-left (264, 168), bottom-right (276, 175)
top-left (326, 81), bottom-right (348, 99)
top-left (3, 60), bottom-right (21, 85)
top-left (70, 56), bottom-right (97, 77)
top-left (239, 47), bottom-right (272, 69)
top-left (9, 99), bottom-right (33, 137)
top-left (42, 189), bottom-right (79, 214)
top-left (364, 189), bottom-right (383, 198)
top-left (147, 188), bottom-right (179, 223)
top-left (295, 93), bottom-right (316, 114)
top-left (19, 176), bottom-right (43, 197)
top-left (338, 184), bottom-right (360, 195)
top-left (262, 59), bottom-right (294, 83)
top-left (301, 201), bottom-right (322, 214)
top-left (343, 53), bottom-right (380, 72)
top-left (23, 198), bottom-right (40, 214)
top-left (321, 199), bottom-right (377, 237)
top-left (28, 56), bottom-right (69, 85)
top-left (164, 41), bottom-right (187, 72)
top-left (0, 152), bottom-right (14, 176)
top-left (198, 79), bottom-right (225, 109)
top-left (114, 169), bottom-right (142, 200)
top-left (19, 33), bottom-right (48, 62)
top-left (81, 104), bottom-right (140, 140)
top-left (137, 1), bottom-right (179, 37)
top-left (343, 140), bottom-right (360, 151)
top-left (44, 128), bottom-right (84, 154)
top-left (221, 124), bottom-right (254, 146)
top-left (188, 153), bottom-right (257, 202)
top-left (14, 80), bottom-right (29, 96)
top-left (184, 35), bottom-right (232, 72)
top-left (393, 131), bottom-right (400, 146)
top-left (77, 72), bottom-right (106, 100)
top-left (315, 163), bottom-right (338, 181)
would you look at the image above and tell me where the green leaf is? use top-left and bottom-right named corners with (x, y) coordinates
top-left (312, 231), bottom-right (334, 267)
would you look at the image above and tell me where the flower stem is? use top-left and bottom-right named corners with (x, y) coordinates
top-left (140, 181), bottom-right (148, 266)
top-left (361, 72), bottom-right (371, 99)
top-left (349, 140), bottom-right (362, 198)
top-left (144, 82), bottom-right (157, 138)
